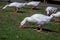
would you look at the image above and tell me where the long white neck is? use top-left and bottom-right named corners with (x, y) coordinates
top-left (49, 14), bottom-right (54, 19)
top-left (2, 4), bottom-right (9, 9)
top-left (21, 17), bottom-right (28, 26)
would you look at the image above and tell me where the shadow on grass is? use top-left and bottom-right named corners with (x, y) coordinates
top-left (23, 27), bottom-right (58, 33)
top-left (42, 28), bottom-right (58, 33)
top-left (17, 11), bottom-right (27, 13)
top-left (1, 9), bottom-right (13, 12)
top-left (32, 8), bottom-right (41, 10)
top-left (24, 7), bottom-right (41, 10)
top-left (0, 37), bottom-right (8, 40)
top-left (23, 27), bottom-right (36, 29)
top-left (1, 9), bottom-right (27, 13)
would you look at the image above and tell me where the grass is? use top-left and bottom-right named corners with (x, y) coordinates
top-left (0, 2), bottom-right (60, 40)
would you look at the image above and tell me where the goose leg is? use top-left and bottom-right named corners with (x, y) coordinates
top-left (34, 6), bottom-right (37, 9)
top-left (37, 25), bottom-right (42, 32)
top-left (32, 6), bottom-right (37, 10)
top-left (15, 8), bottom-right (19, 13)
top-left (31, 6), bottom-right (34, 10)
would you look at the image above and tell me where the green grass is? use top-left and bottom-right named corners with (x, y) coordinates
top-left (0, 2), bottom-right (60, 40)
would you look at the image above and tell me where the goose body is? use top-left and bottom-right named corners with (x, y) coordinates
top-left (26, 1), bottom-right (40, 9)
top-left (20, 14), bottom-right (53, 25)
top-left (46, 6), bottom-right (57, 16)
top-left (20, 14), bottom-right (54, 32)
top-left (2, 2), bottom-right (27, 13)
top-left (27, 1), bottom-right (40, 6)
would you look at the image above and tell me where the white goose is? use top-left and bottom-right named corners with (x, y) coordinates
top-left (19, 14), bottom-right (54, 32)
top-left (2, 2), bottom-right (27, 13)
top-left (53, 12), bottom-right (60, 17)
top-left (52, 12), bottom-right (60, 22)
top-left (46, 6), bottom-right (57, 16)
top-left (27, 1), bottom-right (40, 9)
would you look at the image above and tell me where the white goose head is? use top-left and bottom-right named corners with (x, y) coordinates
top-left (46, 6), bottom-right (57, 16)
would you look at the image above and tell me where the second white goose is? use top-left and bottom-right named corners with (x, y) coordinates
top-left (19, 13), bottom-right (54, 32)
